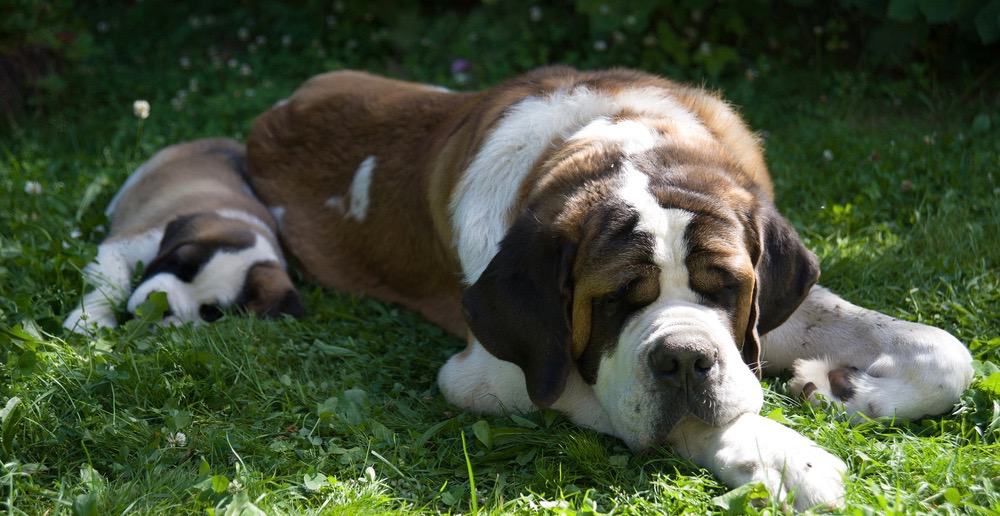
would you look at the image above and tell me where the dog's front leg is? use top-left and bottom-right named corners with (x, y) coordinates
top-left (438, 339), bottom-right (615, 434)
top-left (761, 286), bottom-right (974, 419)
top-left (668, 413), bottom-right (846, 510)
top-left (63, 231), bottom-right (164, 333)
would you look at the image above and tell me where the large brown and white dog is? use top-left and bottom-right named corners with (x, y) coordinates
top-left (246, 67), bottom-right (973, 509)
top-left (64, 138), bottom-right (302, 332)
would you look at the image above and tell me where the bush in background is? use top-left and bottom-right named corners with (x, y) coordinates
top-left (2, 0), bottom-right (997, 118)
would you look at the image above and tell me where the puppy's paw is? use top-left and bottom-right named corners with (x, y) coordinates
top-left (127, 274), bottom-right (198, 322)
top-left (63, 306), bottom-right (116, 334)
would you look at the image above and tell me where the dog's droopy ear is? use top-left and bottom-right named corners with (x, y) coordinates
top-left (462, 212), bottom-right (576, 408)
top-left (240, 262), bottom-right (305, 319)
top-left (753, 202), bottom-right (820, 335)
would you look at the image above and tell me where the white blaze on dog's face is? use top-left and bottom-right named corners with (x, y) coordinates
top-left (587, 165), bottom-right (762, 449)
top-left (126, 212), bottom-right (303, 324)
top-left (463, 153), bottom-right (820, 450)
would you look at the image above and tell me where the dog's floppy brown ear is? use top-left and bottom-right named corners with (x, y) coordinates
top-left (741, 279), bottom-right (762, 375)
top-left (753, 202), bottom-right (820, 335)
top-left (462, 212), bottom-right (576, 408)
top-left (240, 262), bottom-right (305, 319)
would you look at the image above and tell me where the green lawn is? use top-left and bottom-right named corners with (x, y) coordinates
top-left (2, 3), bottom-right (999, 514)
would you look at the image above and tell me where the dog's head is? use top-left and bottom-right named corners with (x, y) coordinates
top-left (462, 152), bottom-right (817, 449)
top-left (128, 212), bottom-right (304, 323)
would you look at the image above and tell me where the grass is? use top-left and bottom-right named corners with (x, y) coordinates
top-left (2, 2), bottom-right (999, 514)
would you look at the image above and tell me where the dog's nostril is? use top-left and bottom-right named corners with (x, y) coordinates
top-left (694, 355), bottom-right (714, 374)
top-left (648, 346), bottom-right (679, 376)
top-left (648, 345), bottom-right (717, 386)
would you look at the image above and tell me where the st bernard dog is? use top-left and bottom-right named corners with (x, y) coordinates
top-left (64, 138), bottom-right (302, 333)
top-left (246, 67), bottom-right (973, 509)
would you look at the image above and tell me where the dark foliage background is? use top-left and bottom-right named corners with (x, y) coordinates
top-left (3, 0), bottom-right (999, 119)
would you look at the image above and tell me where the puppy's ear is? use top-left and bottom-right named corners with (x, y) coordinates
top-left (752, 202), bottom-right (820, 335)
top-left (462, 212), bottom-right (576, 408)
top-left (241, 262), bottom-right (305, 319)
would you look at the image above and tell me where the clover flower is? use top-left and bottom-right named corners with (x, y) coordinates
top-left (166, 432), bottom-right (187, 447)
top-left (133, 99), bottom-right (150, 119)
top-left (24, 181), bottom-right (42, 195)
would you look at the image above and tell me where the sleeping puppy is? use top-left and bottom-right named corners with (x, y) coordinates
top-left (64, 138), bottom-right (303, 333)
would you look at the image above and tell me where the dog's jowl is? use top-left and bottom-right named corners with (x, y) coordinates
top-left (246, 67), bottom-right (973, 510)
top-left (64, 138), bottom-right (303, 332)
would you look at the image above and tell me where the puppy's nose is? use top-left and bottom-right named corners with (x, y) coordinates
top-left (648, 344), bottom-right (717, 388)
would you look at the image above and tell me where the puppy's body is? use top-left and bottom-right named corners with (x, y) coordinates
top-left (247, 68), bottom-right (973, 509)
top-left (65, 138), bottom-right (301, 332)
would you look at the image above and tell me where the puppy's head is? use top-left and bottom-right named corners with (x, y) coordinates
top-left (463, 155), bottom-right (817, 449)
top-left (127, 212), bottom-right (303, 323)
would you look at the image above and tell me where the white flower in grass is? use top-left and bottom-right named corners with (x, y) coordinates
top-left (166, 432), bottom-right (187, 447)
top-left (529, 6), bottom-right (542, 22)
top-left (133, 99), bottom-right (150, 119)
top-left (822, 149), bottom-right (834, 161)
top-left (228, 478), bottom-right (244, 493)
top-left (70, 228), bottom-right (81, 239)
top-left (24, 181), bottom-right (42, 195)
top-left (179, 56), bottom-right (191, 69)
top-left (238, 27), bottom-right (250, 41)
top-left (593, 40), bottom-right (608, 51)
top-left (240, 64), bottom-right (252, 76)
top-left (281, 35), bottom-right (292, 47)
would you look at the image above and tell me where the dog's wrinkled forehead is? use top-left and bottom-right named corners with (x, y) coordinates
top-left (567, 162), bottom-right (758, 375)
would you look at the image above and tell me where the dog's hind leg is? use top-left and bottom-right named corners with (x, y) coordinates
top-left (63, 229), bottom-right (163, 334)
top-left (759, 286), bottom-right (973, 420)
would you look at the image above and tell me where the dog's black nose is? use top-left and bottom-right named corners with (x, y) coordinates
top-left (648, 344), bottom-right (717, 388)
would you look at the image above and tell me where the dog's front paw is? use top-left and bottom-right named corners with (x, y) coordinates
top-left (127, 274), bottom-right (198, 323)
top-left (748, 428), bottom-right (847, 511)
top-left (697, 415), bottom-right (846, 511)
top-left (63, 306), bottom-right (117, 334)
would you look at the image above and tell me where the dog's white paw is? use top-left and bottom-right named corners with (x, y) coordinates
top-left (63, 306), bottom-right (117, 334)
top-left (751, 432), bottom-right (847, 511)
top-left (720, 416), bottom-right (847, 511)
top-left (127, 274), bottom-right (198, 323)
